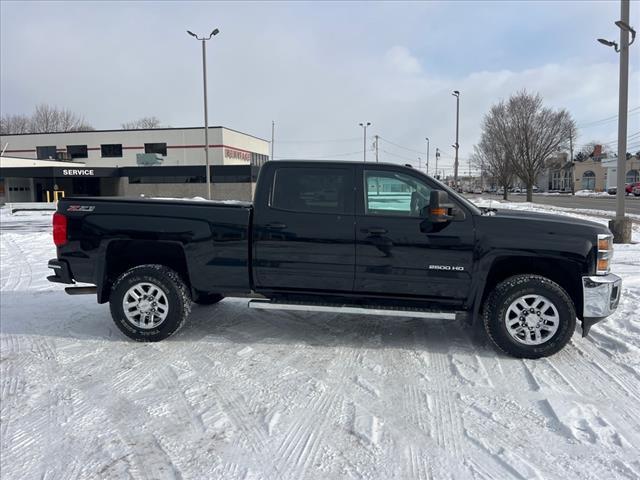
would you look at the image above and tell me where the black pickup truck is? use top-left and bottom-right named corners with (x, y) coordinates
top-left (47, 160), bottom-right (622, 358)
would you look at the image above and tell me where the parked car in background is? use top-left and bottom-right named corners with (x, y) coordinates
top-left (608, 183), bottom-right (640, 195)
top-left (632, 183), bottom-right (640, 196)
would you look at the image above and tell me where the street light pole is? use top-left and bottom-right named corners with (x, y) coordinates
top-left (452, 90), bottom-right (460, 187)
top-left (425, 137), bottom-right (430, 175)
top-left (597, 0), bottom-right (635, 243)
top-left (188, 28), bottom-right (220, 200)
top-left (359, 122), bottom-right (371, 162)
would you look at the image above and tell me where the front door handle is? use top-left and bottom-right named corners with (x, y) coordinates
top-left (364, 227), bottom-right (388, 235)
top-left (265, 223), bottom-right (287, 230)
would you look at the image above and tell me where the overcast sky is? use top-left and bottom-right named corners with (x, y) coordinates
top-left (1, 0), bottom-right (639, 172)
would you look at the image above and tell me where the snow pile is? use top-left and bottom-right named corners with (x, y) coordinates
top-left (472, 197), bottom-right (640, 221)
top-left (1, 206), bottom-right (639, 479)
top-left (574, 190), bottom-right (612, 198)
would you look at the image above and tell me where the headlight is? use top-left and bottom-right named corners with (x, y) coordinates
top-left (596, 233), bottom-right (613, 275)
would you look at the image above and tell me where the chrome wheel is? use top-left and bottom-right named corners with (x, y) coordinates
top-left (122, 282), bottom-right (169, 329)
top-left (504, 294), bottom-right (560, 345)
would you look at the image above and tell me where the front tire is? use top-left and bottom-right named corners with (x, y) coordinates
top-left (109, 264), bottom-right (192, 342)
top-left (483, 274), bottom-right (576, 359)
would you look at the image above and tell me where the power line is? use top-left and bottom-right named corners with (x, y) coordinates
top-left (381, 149), bottom-right (417, 163)
top-left (277, 150), bottom-right (363, 159)
top-left (276, 137), bottom-right (360, 144)
top-left (576, 106), bottom-right (640, 129)
top-left (378, 136), bottom-right (423, 155)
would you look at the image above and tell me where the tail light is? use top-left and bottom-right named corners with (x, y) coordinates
top-left (53, 213), bottom-right (68, 246)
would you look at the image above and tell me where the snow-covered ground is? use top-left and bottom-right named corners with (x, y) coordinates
top-left (1, 205), bottom-right (639, 480)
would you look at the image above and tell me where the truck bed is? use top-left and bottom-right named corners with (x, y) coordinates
top-left (56, 196), bottom-right (254, 297)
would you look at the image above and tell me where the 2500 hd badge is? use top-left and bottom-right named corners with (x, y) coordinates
top-left (428, 265), bottom-right (465, 271)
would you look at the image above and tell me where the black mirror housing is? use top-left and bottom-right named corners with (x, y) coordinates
top-left (427, 190), bottom-right (455, 223)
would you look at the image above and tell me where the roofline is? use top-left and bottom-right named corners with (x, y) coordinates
top-left (0, 125), bottom-right (269, 142)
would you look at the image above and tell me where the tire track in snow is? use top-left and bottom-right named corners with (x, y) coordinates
top-left (275, 391), bottom-right (340, 478)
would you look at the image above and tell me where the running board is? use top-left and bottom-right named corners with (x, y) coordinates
top-left (65, 286), bottom-right (97, 295)
top-left (248, 299), bottom-right (458, 320)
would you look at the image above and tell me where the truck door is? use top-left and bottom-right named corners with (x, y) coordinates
top-left (253, 164), bottom-right (356, 292)
top-left (354, 165), bottom-right (475, 303)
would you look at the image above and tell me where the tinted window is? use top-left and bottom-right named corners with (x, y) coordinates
top-left (271, 167), bottom-right (348, 214)
top-left (144, 143), bottom-right (167, 156)
top-left (67, 145), bottom-right (88, 159)
top-left (128, 176), bottom-right (205, 184)
top-left (36, 146), bottom-right (57, 159)
top-left (101, 144), bottom-right (123, 158)
top-left (364, 170), bottom-right (432, 216)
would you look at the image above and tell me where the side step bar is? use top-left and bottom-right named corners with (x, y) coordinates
top-left (248, 299), bottom-right (458, 320)
top-left (65, 286), bottom-right (97, 295)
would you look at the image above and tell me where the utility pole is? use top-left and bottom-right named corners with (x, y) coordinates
top-left (418, 157), bottom-right (421, 171)
top-left (597, 0), bottom-right (635, 243)
top-left (187, 28), bottom-right (220, 200)
top-left (435, 148), bottom-right (440, 179)
top-left (374, 135), bottom-right (379, 163)
top-left (452, 90), bottom-right (460, 187)
top-left (271, 120), bottom-right (275, 161)
top-left (425, 137), bottom-right (430, 175)
top-left (359, 122), bottom-right (371, 162)
top-left (569, 127), bottom-right (575, 194)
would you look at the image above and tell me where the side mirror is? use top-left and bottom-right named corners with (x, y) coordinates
top-left (427, 190), bottom-right (455, 223)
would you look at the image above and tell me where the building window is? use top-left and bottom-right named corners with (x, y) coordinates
top-left (582, 170), bottom-right (596, 190)
top-left (626, 169), bottom-right (639, 184)
top-left (101, 144), bottom-right (123, 158)
top-left (144, 143), bottom-right (167, 156)
top-left (67, 145), bottom-right (88, 159)
top-left (251, 152), bottom-right (269, 166)
top-left (128, 176), bottom-right (205, 184)
top-left (36, 146), bottom-right (57, 160)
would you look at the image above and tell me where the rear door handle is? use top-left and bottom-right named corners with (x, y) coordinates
top-left (364, 227), bottom-right (387, 235)
top-left (265, 223), bottom-right (287, 230)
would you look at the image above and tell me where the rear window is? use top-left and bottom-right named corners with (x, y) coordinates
top-left (271, 167), bottom-right (349, 214)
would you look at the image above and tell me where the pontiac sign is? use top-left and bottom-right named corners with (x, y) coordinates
top-left (224, 148), bottom-right (251, 162)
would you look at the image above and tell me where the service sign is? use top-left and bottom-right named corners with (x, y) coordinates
top-left (62, 169), bottom-right (95, 176)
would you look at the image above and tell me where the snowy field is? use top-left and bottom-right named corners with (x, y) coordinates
top-left (1, 205), bottom-right (639, 480)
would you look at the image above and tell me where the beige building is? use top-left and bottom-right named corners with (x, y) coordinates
top-left (573, 158), bottom-right (607, 191)
top-left (0, 126), bottom-right (269, 203)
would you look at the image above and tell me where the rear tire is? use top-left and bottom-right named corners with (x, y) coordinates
top-left (194, 292), bottom-right (224, 305)
top-left (109, 264), bottom-right (192, 342)
top-left (483, 274), bottom-right (576, 359)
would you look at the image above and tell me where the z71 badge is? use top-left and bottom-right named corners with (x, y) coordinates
top-left (67, 205), bottom-right (95, 212)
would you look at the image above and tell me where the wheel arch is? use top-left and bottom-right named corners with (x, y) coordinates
top-left (472, 254), bottom-right (584, 323)
top-left (97, 240), bottom-right (191, 303)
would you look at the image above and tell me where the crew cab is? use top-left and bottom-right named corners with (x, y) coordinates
top-left (47, 161), bottom-right (622, 358)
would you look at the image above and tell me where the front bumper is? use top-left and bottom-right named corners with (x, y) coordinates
top-left (581, 273), bottom-right (622, 336)
top-left (47, 259), bottom-right (74, 284)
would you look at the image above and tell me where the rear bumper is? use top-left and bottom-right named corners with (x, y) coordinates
top-left (581, 273), bottom-right (622, 336)
top-left (47, 259), bottom-right (74, 284)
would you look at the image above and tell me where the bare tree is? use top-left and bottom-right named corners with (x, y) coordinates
top-left (1, 104), bottom-right (93, 134)
top-left (121, 116), bottom-right (161, 129)
top-left (0, 114), bottom-right (31, 134)
top-left (577, 141), bottom-right (608, 160)
top-left (29, 103), bottom-right (93, 133)
top-left (472, 129), bottom-right (514, 200)
top-left (485, 91), bottom-right (576, 201)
